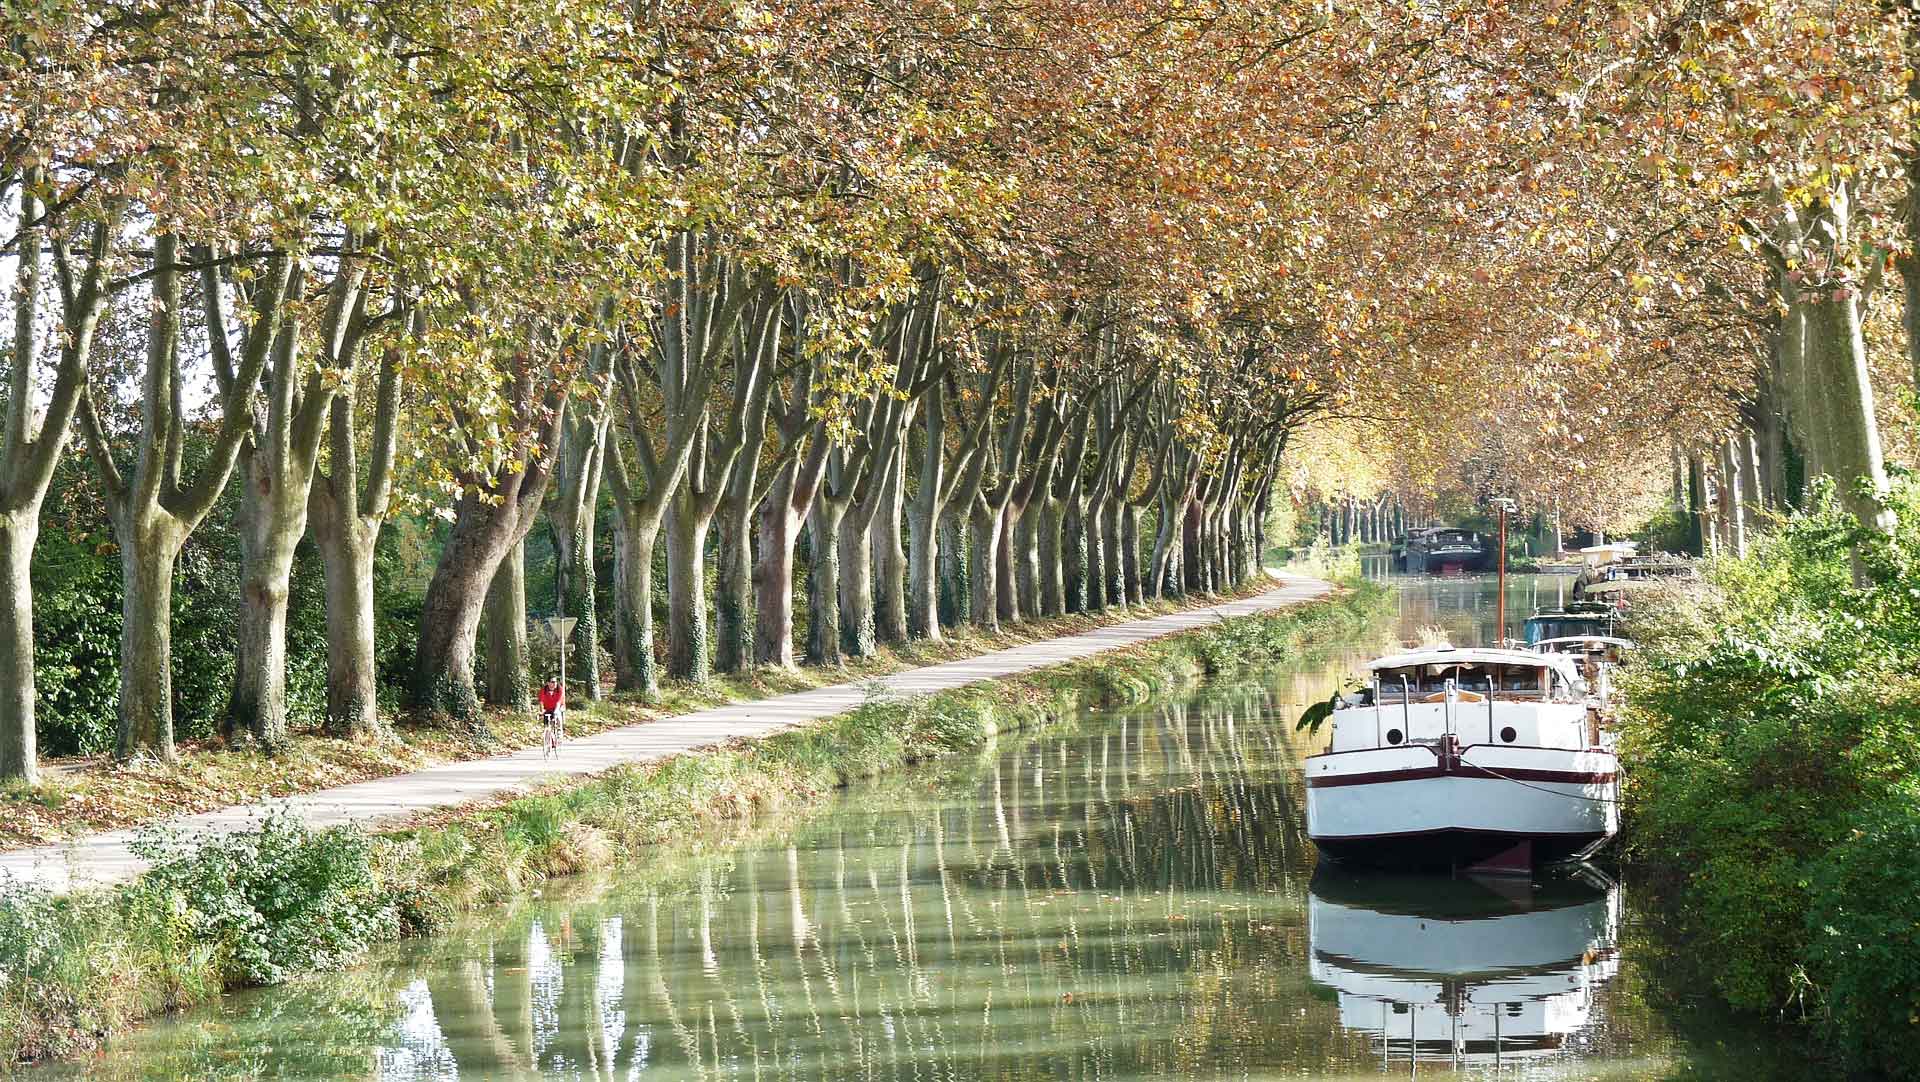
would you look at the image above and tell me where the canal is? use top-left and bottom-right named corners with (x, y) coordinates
top-left (48, 573), bottom-right (1812, 1080)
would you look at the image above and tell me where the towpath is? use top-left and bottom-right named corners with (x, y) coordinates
top-left (1, 574), bottom-right (1331, 893)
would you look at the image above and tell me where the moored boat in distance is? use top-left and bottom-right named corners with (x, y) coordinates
top-left (1304, 646), bottom-right (1619, 872)
top-left (1399, 527), bottom-right (1492, 574)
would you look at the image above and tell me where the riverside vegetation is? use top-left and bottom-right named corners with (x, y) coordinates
top-left (0, 581), bottom-right (1389, 1066)
top-left (1619, 484), bottom-right (1920, 1079)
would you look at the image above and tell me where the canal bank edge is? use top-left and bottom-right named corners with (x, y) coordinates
top-left (0, 579), bottom-right (1393, 1067)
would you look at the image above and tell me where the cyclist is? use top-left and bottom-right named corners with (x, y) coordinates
top-left (538, 675), bottom-right (565, 757)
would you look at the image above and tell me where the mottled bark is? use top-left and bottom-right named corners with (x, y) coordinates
top-left (1802, 279), bottom-right (1893, 537)
top-left (413, 366), bottom-right (564, 723)
top-left (308, 338), bottom-right (403, 742)
top-left (806, 499), bottom-right (845, 666)
top-left (312, 501), bottom-right (382, 739)
top-left (969, 500), bottom-right (1003, 632)
top-left (415, 495), bottom-right (527, 722)
top-left (1121, 504), bottom-right (1144, 605)
top-left (222, 251), bottom-right (362, 749)
top-left (905, 474), bottom-right (942, 640)
top-left (873, 450), bottom-right (908, 645)
top-left (1105, 502), bottom-right (1128, 610)
top-left (714, 488), bottom-right (754, 675)
top-left (117, 517), bottom-right (186, 762)
top-left (1062, 500), bottom-right (1087, 613)
top-left (484, 540), bottom-right (530, 709)
top-left (0, 184), bottom-right (113, 782)
top-left (0, 523), bottom-right (39, 781)
top-left (609, 501), bottom-right (663, 699)
top-left (665, 485), bottom-right (712, 683)
top-left (79, 236), bottom-right (285, 761)
top-left (837, 502), bottom-right (877, 658)
top-left (1080, 500), bottom-right (1104, 612)
top-left (936, 511), bottom-right (968, 631)
top-left (752, 490), bottom-right (802, 668)
top-left (995, 508), bottom-right (1019, 623)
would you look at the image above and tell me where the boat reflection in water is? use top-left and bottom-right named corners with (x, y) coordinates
top-left (1308, 866), bottom-right (1621, 1071)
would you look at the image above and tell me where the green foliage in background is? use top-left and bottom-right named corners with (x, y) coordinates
top-left (1619, 480), bottom-right (1920, 1078)
top-left (27, 459), bottom-right (438, 756)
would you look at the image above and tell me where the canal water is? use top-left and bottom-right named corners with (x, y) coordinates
top-left (48, 573), bottom-right (1812, 1080)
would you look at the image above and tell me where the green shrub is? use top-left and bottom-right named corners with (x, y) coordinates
top-left (128, 809), bottom-right (398, 986)
top-left (1805, 784), bottom-right (1920, 1076)
top-left (1620, 482), bottom-right (1920, 1074)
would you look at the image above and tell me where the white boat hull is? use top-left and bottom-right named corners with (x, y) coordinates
top-left (1305, 743), bottom-right (1619, 869)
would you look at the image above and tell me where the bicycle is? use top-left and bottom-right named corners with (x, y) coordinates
top-left (542, 705), bottom-right (564, 758)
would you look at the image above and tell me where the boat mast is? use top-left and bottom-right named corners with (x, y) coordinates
top-left (1493, 497), bottom-right (1515, 645)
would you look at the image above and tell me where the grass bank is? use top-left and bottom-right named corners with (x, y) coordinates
top-left (0, 581), bottom-right (1390, 1067)
top-left (1617, 489), bottom-right (1920, 1079)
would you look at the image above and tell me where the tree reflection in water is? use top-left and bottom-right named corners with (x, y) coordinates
top-left (39, 584), bottom-right (1816, 1081)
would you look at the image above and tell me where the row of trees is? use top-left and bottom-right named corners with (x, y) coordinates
top-left (2, 0), bottom-right (1361, 784)
top-left (10, 0), bottom-right (1920, 784)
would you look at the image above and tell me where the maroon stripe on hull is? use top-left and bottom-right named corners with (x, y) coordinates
top-left (1305, 766), bottom-right (1616, 789)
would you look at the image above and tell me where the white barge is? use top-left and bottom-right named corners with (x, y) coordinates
top-left (1303, 646), bottom-right (1618, 871)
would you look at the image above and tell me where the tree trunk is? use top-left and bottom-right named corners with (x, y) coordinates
top-left (837, 508), bottom-right (877, 657)
top-left (1102, 498), bottom-right (1125, 609)
top-left (1740, 430), bottom-right (1764, 521)
top-left (549, 417), bottom-right (607, 702)
top-left (1080, 500), bottom-right (1103, 612)
top-left (1038, 499), bottom-right (1065, 617)
top-left (0, 518), bottom-right (40, 783)
top-left (714, 488), bottom-right (754, 674)
top-left (611, 511), bottom-right (663, 699)
top-left (224, 516), bottom-right (299, 748)
top-left (312, 507), bottom-right (383, 740)
top-left (937, 511), bottom-right (968, 631)
top-left (995, 509), bottom-right (1018, 623)
top-left (1722, 436), bottom-right (1749, 559)
top-left (414, 496), bottom-right (523, 724)
top-left (970, 502), bottom-right (1002, 633)
top-left (806, 501), bottom-right (845, 666)
top-left (1013, 499), bottom-right (1041, 618)
top-left (224, 456), bottom-right (309, 748)
top-left (1121, 504), bottom-right (1144, 605)
top-left (484, 540), bottom-right (530, 710)
top-left (1183, 500), bottom-right (1205, 593)
top-left (666, 488), bottom-right (712, 683)
top-left (1802, 283), bottom-right (1894, 544)
top-left (906, 487), bottom-right (941, 640)
top-left (873, 453), bottom-right (909, 645)
top-left (1063, 500), bottom-right (1087, 613)
top-left (117, 515), bottom-right (186, 762)
top-left (754, 472), bottom-right (805, 669)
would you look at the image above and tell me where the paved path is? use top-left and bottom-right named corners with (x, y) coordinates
top-left (1, 575), bottom-right (1331, 893)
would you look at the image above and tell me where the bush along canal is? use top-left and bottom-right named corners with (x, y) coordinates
top-left (1616, 495), bottom-right (1920, 1081)
top-left (1, 581), bottom-right (1391, 1068)
top-left (7, 572), bottom-right (1840, 1080)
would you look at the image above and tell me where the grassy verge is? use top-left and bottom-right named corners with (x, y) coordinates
top-left (0, 585), bottom-right (1277, 853)
top-left (0, 580), bottom-right (1391, 1067)
top-left (1617, 489), bottom-right (1920, 1079)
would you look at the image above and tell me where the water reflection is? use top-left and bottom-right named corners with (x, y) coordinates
top-left (44, 578), bottom-right (1809, 1081)
top-left (1308, 868), bottom-right (1621, 1071)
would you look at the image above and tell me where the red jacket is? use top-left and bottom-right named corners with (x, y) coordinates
top-left (538, 684), bottom-right (564, 712)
